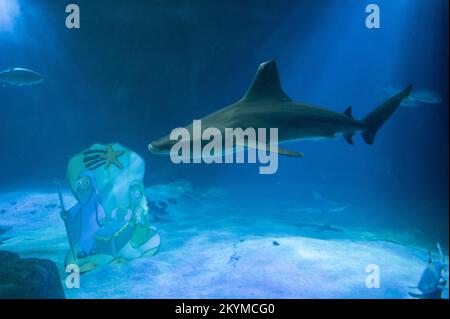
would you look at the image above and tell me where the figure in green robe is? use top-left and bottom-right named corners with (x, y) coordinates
top-left (113, 180), bottom-right (155, 248)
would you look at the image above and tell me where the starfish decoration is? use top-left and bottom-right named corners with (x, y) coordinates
top-left (83, 144), bottom-right (126, 170)
top-left (101, 144), bottom-right (126, 169)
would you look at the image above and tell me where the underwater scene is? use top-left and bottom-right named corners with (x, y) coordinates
top-left (0, 0), bottom-right (448, 299)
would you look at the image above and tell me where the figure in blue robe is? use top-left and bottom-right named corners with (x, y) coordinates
top-left (61, 170), bottom-right (106, 258)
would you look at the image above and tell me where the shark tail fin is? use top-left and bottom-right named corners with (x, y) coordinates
top-left (362, 85), bottom-right (412, 145)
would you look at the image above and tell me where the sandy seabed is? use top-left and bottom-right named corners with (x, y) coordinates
top-left (0, 183), bottom-right (448, 299)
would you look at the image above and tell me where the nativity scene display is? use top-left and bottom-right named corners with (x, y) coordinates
top-left (57, 143), bottom-right (160, 273)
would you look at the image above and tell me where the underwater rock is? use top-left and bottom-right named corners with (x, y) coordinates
top-left (0, 251), bottom-right (65, 299)
top-left (272, 241), bottom-right (280, 246)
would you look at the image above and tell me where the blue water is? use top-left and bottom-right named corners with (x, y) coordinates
top-left (0, 0), bottom-right (448, 298)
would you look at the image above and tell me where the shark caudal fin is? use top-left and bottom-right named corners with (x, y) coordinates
top-left (362, 85), bottom-right (412, 145)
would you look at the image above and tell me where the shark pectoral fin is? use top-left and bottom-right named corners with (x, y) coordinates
top-left (271, 145), bottom-right (305, 158)
top-left (277, 146), bottom-right (304, 158)
top-left (236, 141), bottom-right (304, 158)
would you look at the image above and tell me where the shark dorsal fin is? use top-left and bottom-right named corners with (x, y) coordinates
top-left (241, 60), bottom-right (292, 103)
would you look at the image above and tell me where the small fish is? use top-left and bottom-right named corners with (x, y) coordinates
top-left (409, 88), bottom-right (443, 105)
top-left (0, 67), bottom-right (44, 86)
top-left (382, 86), bottom-right (443, 107)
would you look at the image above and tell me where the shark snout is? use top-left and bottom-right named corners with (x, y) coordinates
top-left (148, 143), bottom-right (159, 154)
top-left (148, 142), bottom-right (169, 154)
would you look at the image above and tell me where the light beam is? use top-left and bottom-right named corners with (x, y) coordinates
top-left (0, 0), bottom-right (20, 32)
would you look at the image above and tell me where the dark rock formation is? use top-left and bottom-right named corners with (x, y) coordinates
top-left (0, 251), bottom-right (65, 299)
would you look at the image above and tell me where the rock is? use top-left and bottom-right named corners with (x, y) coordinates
top-left (0, 250), bottom-right (65, 299)
top-left (272, 241), bottom-right (280, 246)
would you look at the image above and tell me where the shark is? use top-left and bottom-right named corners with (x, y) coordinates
top-left (294, 222), bottom-right (343, 233)
top-left (148, 60), bottom-right (412, 157)
top-left (0, 67), bottom-right (44, 86)
top-left (310, 191), bottom-right (347, 215)
top-left (282, 191), bottom-right (347, 217)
